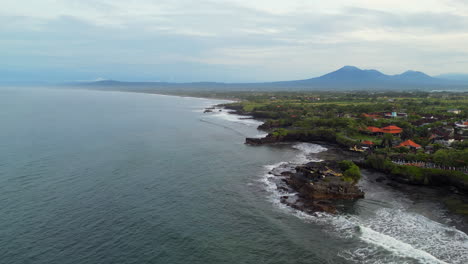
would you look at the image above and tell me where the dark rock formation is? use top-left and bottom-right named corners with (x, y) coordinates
top-left (273, 161), bottom-right (364, 214)
top-left (245, 135), bottom-right (282, 145)
top-left (288, 162), bottom-right (364, 200)
top-left (245, 133), bottom-right (335, 146)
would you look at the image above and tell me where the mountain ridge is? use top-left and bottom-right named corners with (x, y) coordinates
top-left (78, 66), bottom-right (468, 91)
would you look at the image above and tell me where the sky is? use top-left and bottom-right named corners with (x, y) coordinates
top-left (2, 0), bottom-right (468, 83)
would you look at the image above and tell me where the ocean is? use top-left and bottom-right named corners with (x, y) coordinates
top-left (0, 87), bottom-right (467, 264)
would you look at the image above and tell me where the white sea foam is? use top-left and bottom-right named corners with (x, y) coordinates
top-left (209, 110), bottom-right (263, 127)
top-left (300, 211), bottom-right (465, 264)
top-left (260, 142), bottom-right (468, 264)
top-left (261, 162), bottom-right (291, 201)
top-left (213, 106), bottom-right (468, 263)
top-left (251, 132), bottom-right (269, 138)
top-left (357, 208), bottom-right (468, 263)
top-left (291, 142), bottom-right (327, 163)
top-left (359, 226), bottom-right (448, 264)
top-left (292, 142), bottom-right (328, 155)
top-left (192, 100), bottom-right (234, 112)
top-left (259, 143), bottom-right (328, 214)
top-left (261, 143), bottom-right (326, 205)
top-left (201, 107), bottom-right (266, 138)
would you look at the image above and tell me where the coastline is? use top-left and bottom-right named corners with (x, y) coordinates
top-left (68, 86), bottom-right (468, 227)
top-left (3, 87), bottom-right (467, 264)
top-left (210, 104), bottom-right (364, 214)
top-left (73, 86), bottom-right (468, 198)
top-left (222, 103), bottom-right (468, 191)
top-left (213, 103), bottom-right (468, 226)
top-left (205, 104), bottom-right (468, 263)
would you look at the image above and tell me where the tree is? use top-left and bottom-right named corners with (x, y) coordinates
top-left (343, 165), bottom-right (361, 184)
top-left (434, 149), bottom-right (451, 166)
top-left (382, 134), bottom-right (394, 148)
top-left (339, 160), bottom-right (362, 184)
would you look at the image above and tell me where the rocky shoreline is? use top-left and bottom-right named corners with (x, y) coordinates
top-left (207, 105), bottom-right (468, 217)
top-left (270, 161), bottom-right (364, 214)
top-left (204, 105), bottom-right (366, 214)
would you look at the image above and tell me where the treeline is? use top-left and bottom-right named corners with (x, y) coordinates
top-left (270, 128), bottom-right (360, 148)
top-left (366, 154), bottom-right (468, 191)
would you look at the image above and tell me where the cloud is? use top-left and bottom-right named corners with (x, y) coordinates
top-left (1, 0), bottom-right (468, 82)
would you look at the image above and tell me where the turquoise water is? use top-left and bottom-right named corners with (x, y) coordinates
top-left (0, 87), bottom-right (467, 264)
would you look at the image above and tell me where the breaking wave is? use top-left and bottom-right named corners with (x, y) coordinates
top-left (211, 107), bottom-right (468, 263)
top-left (261, 143), bottom-right (468, 264)
top-left (201, 106), bottom-right (266, 138)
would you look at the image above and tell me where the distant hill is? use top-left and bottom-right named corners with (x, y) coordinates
top-left (435, 73), bottom-right (468, 82)
top-left (311, 66), bottom-right (388, 82)
top-left (76, 66), bottom-right (468, 91)
top-left (392, 70), bottom-right (436, 83)
top-left (290, 66), bottom-right (445, 85)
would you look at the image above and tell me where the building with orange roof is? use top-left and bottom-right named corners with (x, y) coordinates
top-left (362, 113), bottom-right (381, 120)
top-left (361, 140), bottom-right (375, 147)
top-left (455, 121), bottom-right (468, 129)
top-left (366, 126), bottom-right (383, 134)
top-left (381, 125), bottom-right (403, 134)
top-left (397, 140), bottom-right (422, 149)
top-left (362, 140), bottom-right (374, 145)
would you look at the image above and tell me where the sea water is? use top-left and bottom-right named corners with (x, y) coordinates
top-left (0, 87), bottom-right (466, 264)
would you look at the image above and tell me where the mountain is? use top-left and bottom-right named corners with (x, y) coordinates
top-left (76, 66), bottom-right (468, 91)
top-left (299, 66), bottom-right (442, 84)
top-left (435, 73), bottom-right (468, 82)
top-left (393, 70), bottom-right (435, 83)
top-left (307, 66), bottom-right (389, 82)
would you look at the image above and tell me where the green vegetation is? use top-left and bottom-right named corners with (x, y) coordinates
top-left (444, 198), bottom-right (468, 216)
top-left (366, 154), bottom-right (468, 186)
top-left (339, 160), bottom-right (361, 183)
top-left (216, 91), bottom-right (467, 190)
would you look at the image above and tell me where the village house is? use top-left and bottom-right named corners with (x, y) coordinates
top-left (412, 115), bottom-right (439, 127)
top-left (362, 113), bottom-right (381, 120)
top-left (382, 112), bottom-right (408, 119)
top-left (430, 126), bottom-right (456, 146)
top-left (361, 140), bottom-right (375, 150)
top-left (364, 125), bottom-right (403, 136)
top-left (455, 121), bottom-right (468, 130)
top-left (454, 121), bottom-right (468, 140)
top-left (365, 126), bottom-right (383, 135)
top-left (397, 140), bottom-right (422, 150)
top-left (381, 125), bottom-right (403, 135)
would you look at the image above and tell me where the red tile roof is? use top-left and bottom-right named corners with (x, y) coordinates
top-left (362, 113), bottom-right (381, 119)
top-left (381, 125), bottom-right (403, 134)
top-left (367, 126), bottom-right (383, 133)
top-left (362, 140), bottom-right (375, 145)
top-left (398, 140), bottom-right (422, 149)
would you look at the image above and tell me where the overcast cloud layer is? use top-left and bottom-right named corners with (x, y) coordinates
top-left (2, 0), bottom-right (468, 82)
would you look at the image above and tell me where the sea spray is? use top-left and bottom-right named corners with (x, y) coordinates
top-left (261, 142), bottom-right (468, 264)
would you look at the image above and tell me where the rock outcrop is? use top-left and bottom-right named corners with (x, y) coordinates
top-left (245, 133), bottom-right (334, 145)
top-left (288, 162), bottom-right (364, 200)
top-left (272, 161), bottom-right (364, 214)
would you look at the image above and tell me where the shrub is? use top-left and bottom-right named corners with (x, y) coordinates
top-left (343, 165), bottom-right (361, 184)
top-left (272, 128), bottom-right (289, 137)
top-left (339, 160), bottom-right (361, 184)
top-left (366, 154), bottom-right (394, 171)
top-left (339, 160), bottom-right (355, 171)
